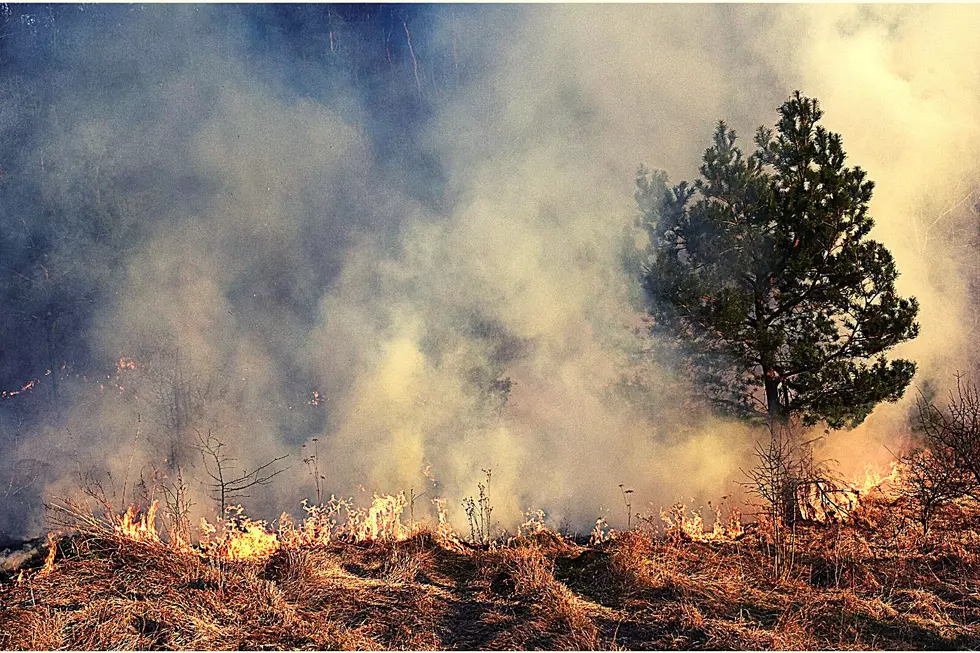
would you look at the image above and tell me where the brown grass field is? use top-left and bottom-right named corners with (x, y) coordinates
top-left (1, 488), bottom-right (979, 650)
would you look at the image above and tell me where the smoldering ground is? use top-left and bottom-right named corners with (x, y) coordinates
top-left (1, 5), bottom-right (979, 538)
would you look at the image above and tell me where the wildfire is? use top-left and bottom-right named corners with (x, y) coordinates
top-left (167, 526), bottom-right (193, 553)
top-left (349, 493), bottom-right (409, 543)
top-left (590, 517), bottom-right (614, 545)
top-left (39, 532), bottom-right (58, 575)
top-left (222, 523), bottom-right (280, 561)
top-left (199, 507), bottom-right (280, 561)
top-left (796, 481), bottom-right (859, 523)
top-left (660, 503), bottom-right (744, 542)
top-left (516, 509), bottom-right (547, 537)
top-left (433, 497), bottom-right (465, 552)
top-left (113, 501), bottom-right (161, 543)
top-left (194, 494), bottom-right (426, 562)
top-left (222, 522), bottom-right (279, 560)
top-left (65, 490), bottom-right (471, 564)
top-left (49, 488), bottom-right (761, 573)
top-left (853, 461), bottom-right (901, 494)
top-left (1, 378), bottom-right (38, 399)
top-left (279, 499), bottom-right (339, 549)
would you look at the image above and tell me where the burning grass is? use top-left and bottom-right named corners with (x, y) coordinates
top-left (2, 489), bottom-right (980, 649)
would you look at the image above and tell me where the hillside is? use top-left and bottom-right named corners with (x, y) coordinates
top-left (2, 491), bottom-right (979, 650)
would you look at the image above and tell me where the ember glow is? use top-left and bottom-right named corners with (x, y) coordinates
top-left (1, 380), bottom-right (38, 400)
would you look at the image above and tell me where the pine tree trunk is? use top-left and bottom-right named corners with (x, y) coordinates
top-left (765, 376), bottom-right (786, 422)
top-left (756, 289), bottom-right (788, 423)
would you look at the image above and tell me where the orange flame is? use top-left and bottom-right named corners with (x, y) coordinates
top-left (113, 501), bottom-right (160, 543)
top-left (660, 503), bottom-right (743, 542)
top-left (279, 500), bottom-right (337, 549)
top-left (516, 509), bottom-right (547, 537)
top-left (432, 497), bottom-right (464, 551)
top-left (198, 494), bottom-right (417, 562)
top-left (200, 506), bottom-right (280, 561)
top-left (107, 491), bottom-right (461, 563)
top-left (221, 522), bottom-right (279, 561)
top-left (2, 378), bottom-right (38, 399)
top-left (796, 481), bottom-right (860, 523)
top-left (589, 517), bottom-right (613, 545)
top-left (39, 532), bottom-right (58, 575)
top-left (349, 493), bottom-right (409, 543)
top-left (853, 461), bottom-right (901, 494)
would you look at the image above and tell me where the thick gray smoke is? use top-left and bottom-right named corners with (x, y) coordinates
top-left (3, 5), bottom-right (980, 538)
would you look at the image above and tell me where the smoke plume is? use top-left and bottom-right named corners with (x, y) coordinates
top-left (2, 5), bottom-right (979, 538)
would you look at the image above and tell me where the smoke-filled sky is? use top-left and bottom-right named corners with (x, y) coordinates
top-left (1, 4), bottom-right (979, 539)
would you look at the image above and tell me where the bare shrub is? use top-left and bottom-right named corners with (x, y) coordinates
top-left (742, 422), bottom-right (838, 578)
top-left (301, 437), bottom-right (324, 504)
top-left (913, 375), bottom-right (980, 498)
top-left (154, 464), bottom-right (193, 547)
top-left (462, 468), bottom-right (493, 544)
top-left (194, 430), bottom-right (288, 516)
top-left (895, 446), bottom-right (972, 535)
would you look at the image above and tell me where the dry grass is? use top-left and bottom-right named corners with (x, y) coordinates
top-left (2, 492), bottom-right (980, 650)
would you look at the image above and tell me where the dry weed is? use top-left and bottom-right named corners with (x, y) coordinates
top-left (1, 487), bottom-right (979, 650)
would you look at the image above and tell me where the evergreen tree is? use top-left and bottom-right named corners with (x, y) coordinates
top-left (641, 92), bottom-right (919, 428)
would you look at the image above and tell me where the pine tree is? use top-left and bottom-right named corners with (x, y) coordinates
top-left (641, 92), bottom-right (919, 428)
